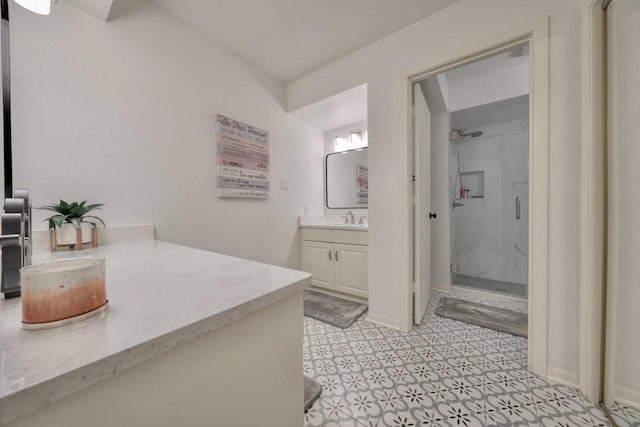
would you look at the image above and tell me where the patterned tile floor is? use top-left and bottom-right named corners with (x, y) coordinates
top-left (303, 292), bottom-right (617, 427)
top-left (610, 403), bottom-right (640, 427)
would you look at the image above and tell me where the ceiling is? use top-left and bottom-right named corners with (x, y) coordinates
top-left (152, 0), bottom-right (459, 83)
top-left (290, 84), bottom-right (367, 130)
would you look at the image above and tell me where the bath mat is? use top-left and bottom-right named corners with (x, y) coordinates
top-left (304, 376), bottom-right (322, 412)
top-left (303, 290), bottom-right (367, 329)
top-left (435, 297), bottom-right (528, 338)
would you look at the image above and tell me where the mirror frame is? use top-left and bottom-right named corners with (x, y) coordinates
top-left (325, 147), bottom-right (368, 209)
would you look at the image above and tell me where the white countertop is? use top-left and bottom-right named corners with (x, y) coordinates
top-left (0, 240), bottom-right (310, 425)
top-left (298, 215), bottom-right (368, 231)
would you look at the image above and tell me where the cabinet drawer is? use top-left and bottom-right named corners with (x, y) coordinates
top-left (300, 228), bottom-right (368, 245)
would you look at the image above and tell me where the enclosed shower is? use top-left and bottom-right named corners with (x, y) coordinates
top-left (451, 128), bottom-right (483, 208)
top-left (449, 96), bottom-right (529, 298)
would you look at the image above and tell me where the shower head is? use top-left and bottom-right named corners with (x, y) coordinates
top-left (450, 128), bottom-right (483, 140)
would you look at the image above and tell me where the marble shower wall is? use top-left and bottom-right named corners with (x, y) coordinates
top-left (450, 117), bottom-right (529, 286)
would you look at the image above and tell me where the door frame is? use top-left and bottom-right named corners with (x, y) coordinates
top-left (580, 0), bottom-right (606, 404)
top-left (401, 17), bottom-right (550, 377)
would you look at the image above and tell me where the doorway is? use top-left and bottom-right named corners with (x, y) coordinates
top-left (413, 45), bottom-right (530, 322)
top-left (406, 20), bottom-right (550, 377)
top-left (449, 94), bottom-right (530, 300)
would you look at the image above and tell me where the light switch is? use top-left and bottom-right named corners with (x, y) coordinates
top-left (280, 178), bottom-right (289, 191)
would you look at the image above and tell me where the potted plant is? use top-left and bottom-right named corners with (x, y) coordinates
top-left (41, 200), bottom-right (105, 251)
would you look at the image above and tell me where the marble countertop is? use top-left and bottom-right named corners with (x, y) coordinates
top-left (0, 240), bottom-right (310, 425)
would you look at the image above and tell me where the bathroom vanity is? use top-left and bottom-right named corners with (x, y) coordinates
top-left (0, 239), bottom-right (309, 427)
top-left (299, 217), bottom-right (368, 300)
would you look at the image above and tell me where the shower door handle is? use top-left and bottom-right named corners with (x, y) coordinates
top-left (515, 197), bottom-right (521, 220)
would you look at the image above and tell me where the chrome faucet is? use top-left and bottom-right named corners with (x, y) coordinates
top-left (345, 211), bottom-right (355, 224)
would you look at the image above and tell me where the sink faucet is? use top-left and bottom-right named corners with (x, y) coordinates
top-left (345, 211), bottom-right (355, 224)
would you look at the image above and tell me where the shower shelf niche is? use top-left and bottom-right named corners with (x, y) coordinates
top-left (460, 171), bottom-right (484, 198)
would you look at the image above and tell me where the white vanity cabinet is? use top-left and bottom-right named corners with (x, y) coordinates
top-left (300, 227), bottom-right (368, 299)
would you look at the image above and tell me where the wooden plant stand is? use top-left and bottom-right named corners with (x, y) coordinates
top-left (50, 227), bottom-right (98, 252)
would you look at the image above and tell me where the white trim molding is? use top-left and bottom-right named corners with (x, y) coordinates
top-left (603, 0), bottom-right (619, 403)
top-left (548, 367), bottom-right (580, 389)
top-left (604, 0), bottom-right (640, 412)
top-left (367, 313), bottom-right (403, 330)
top-left (401, 17), bottom-right (550, 377)
top-left (579, 0), bottom-right (606, 403)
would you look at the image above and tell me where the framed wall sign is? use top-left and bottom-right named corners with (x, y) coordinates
top-left (215, 114), bottom-right (269, 199)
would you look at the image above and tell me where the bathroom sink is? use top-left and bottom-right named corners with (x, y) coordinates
top-left (335, 223), bottom-right (367, 228)
top-left (298, 216), bottom-right (368, 230)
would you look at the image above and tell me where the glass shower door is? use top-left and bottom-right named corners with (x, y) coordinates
top-left (449, 103), bottom-right (529, 298)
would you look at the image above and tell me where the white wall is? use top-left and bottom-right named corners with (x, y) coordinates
top-left (291, 84), bottom-right (367, 132)
top-left (446, 51), bottom-right (529, 112)
top-left (607, 0), bottom-right (640, 410)
top-left (324, 120), bottom-right (368, 155)
top-left (287, 0), bottom-right (585, 378)
top-left (4, 0), bottom-right (324, 268)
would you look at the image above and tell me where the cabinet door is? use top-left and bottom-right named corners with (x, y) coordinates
top-left (334, 243), bottom-right (368, 298)
top-left (301, 240), bottom-right (335, 290)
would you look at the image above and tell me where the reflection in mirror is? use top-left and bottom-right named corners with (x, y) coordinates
top-left (326, 148), bottom-right (368, 209)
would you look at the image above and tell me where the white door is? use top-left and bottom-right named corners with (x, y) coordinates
top-left (301, 240), bottom-right (335, 290)
top-left (413, 83), bottom-right (432, 324)
top-left (334, 243), bottom-right (368, 298)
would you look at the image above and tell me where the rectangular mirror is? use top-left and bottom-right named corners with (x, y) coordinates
top-left (325, 148), bottom-right (368, 209)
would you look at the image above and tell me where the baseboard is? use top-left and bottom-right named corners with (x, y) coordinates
top-left (547, 367), bottom-right (579, 389)
top-left (308, 286), bottom-right (367, 305)
top-left (366, 312), bottom-right (402, 330)
top-left (432, 283), bottom-right (450, 293)
top-left (614, 386), bottom-right (640, 409)
top-left (451, 285), bottom-right (528, 306)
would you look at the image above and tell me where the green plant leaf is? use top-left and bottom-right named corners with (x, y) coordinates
top-left (39, 200), bottom-right (105, 228)
top-left (69, 205), bottom-right (84, 217)
top-left (82, 215), bottom-right (106, 227)
top-left (41, 204), bottom-right (64, 213)
top-left (47, 214), bottom-right (68, 229)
